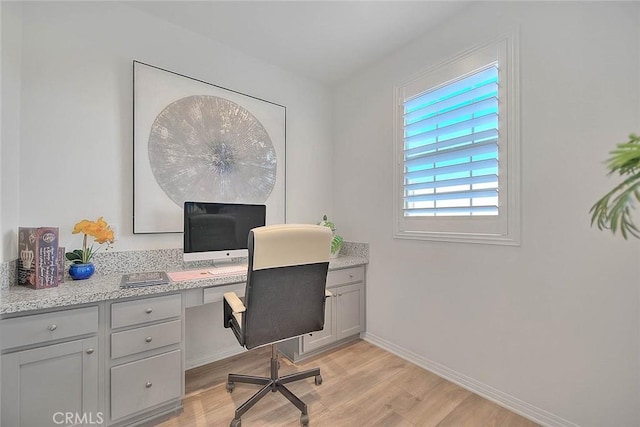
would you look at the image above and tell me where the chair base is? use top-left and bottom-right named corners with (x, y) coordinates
top-left (227, 344), bottom-right (322, 427)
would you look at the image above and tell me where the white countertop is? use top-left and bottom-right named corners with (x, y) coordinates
top-left (0, 255), bottom-right (367, 315)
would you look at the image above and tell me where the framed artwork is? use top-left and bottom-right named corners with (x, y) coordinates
top-left (133, 61), bottom-right (286, 233)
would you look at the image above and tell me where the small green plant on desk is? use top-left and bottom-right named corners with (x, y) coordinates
top-left (319, 214), bottom-right (344, 257)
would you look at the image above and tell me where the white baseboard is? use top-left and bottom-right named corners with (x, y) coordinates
top-left (362, 332), bottom-right (578, 427)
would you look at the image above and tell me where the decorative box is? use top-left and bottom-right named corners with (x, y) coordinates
top-left (17, 227), bottom-right (60, 289)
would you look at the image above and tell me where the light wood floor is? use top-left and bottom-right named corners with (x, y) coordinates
top-left (156, 340), bottom-right (539, 426)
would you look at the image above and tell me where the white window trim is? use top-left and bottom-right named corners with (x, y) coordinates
top-left (393, 31), bottom-right (521, 245)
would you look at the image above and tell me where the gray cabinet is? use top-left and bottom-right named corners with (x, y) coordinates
top-left (281, 266), bottom-right (365, 361)
top-left (107, 293), bottom-right (184, 426)
top-left (0, 307), bottom-right (100, 427)
top-left (302, 292), bottom-right (335, 353)
top-left (335, 281), bottom-right (365, 340)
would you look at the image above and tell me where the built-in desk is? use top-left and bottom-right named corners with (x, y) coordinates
top-left (0, 254), bottom-right (366, 315)
top-left (0, 254), bottom-right (367, 427)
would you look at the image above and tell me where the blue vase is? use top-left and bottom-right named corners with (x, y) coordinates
top-left (69, 263), bottom-right (95, 280)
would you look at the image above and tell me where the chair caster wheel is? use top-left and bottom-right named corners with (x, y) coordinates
top-left (314, 375), bottom-right (322, 385)
top-left (226, 381), bottom-right (235, 393)
top-left (230, 418), bottom-right (241, 427)
top-left (300, 413), bottom-right (309, 426)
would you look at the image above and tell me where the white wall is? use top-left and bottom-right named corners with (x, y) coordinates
top-left (1, 2), bottom-right (22, 262)
top-left (333, 2), bottom-right (639, 426)
top-left (3, 1), bottom-right (333, 258)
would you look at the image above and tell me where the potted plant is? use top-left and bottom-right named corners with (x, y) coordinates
top-left (66, 216), bottom-right (115, 279)
top-left (590, 133), bottom-right (640, 239)
top-left (319, 214), bottom-right (344, 258)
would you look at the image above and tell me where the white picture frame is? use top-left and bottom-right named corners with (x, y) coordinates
top-left (133, 61), bottom-right (286, 233)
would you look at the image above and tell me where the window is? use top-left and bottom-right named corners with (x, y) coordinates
top-left (394, 34), bottom-right (520, 245)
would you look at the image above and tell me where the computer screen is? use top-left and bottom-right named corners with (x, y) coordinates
top-left (183, 202), bottom-right (266, 263)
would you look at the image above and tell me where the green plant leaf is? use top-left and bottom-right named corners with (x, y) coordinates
top-left (65, 250), bottom-right (83, 261)
top-left (319, 214), bottom-right (336, 231)
top-left (331, 235), bottom-right (344, 254)
top-left (590, 140), bottom-right (640, 239)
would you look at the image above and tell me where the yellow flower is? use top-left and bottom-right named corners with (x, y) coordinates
top-left (94, 228), bottom-right (115, 245)
top-left (72, 219), bottom-right (93, 234)
top-left (66, 217), bottom-right (115, 264)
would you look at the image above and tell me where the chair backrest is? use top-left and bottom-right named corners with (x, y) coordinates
top-left (242, 224), bottom-right (332, 349)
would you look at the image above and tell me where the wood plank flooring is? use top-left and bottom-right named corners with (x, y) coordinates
top-left (156, 340), bottom-right (539, 427)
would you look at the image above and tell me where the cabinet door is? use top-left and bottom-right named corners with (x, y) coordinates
top-left (336, 282), bottom-right (364, 341)
top-left (302, 296), bottom-right (335, 353)
top-left (1, 337), bottom-right (99, 427)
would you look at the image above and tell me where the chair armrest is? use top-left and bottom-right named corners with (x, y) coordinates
top-left (224, 292), bottom-right (246, 313)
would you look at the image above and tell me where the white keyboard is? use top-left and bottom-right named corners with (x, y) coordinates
top-left (208, 264), bottom-right (248, 277)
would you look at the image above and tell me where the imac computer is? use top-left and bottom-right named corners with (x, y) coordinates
top-left (183, 202), bottom-right (266, 264)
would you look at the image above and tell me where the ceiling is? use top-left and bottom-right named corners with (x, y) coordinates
top-left (125, 1), bottom-right (470, 86)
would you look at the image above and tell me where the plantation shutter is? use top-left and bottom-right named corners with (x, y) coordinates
top-left (403, 64), bottom-right (499, 217)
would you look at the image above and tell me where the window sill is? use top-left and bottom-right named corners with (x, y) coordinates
top-left (394, 230), bottom-right (520, 246)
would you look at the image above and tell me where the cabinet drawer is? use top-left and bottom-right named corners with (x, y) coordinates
top-left (203, 283), bottom-right (245, 305)
top-left (327, 266), bottom-right (364, 287)
top-left (0, 306), bottom-right (98, 351)
top-left (111, 349), bottom-right (182, 420)
top-left (111, 319), bottom-right (182, 359)
top-left (111, 294), bottom-right (181, 329)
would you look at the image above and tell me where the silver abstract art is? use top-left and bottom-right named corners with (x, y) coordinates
top-left (147, 95), bottom-right (277, 206)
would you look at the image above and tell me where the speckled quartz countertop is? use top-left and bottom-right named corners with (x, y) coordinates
top-left (0, 254), bottom-right (367, 315)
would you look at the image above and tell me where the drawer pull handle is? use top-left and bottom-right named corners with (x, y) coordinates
top-left (145, 381), bottom-right (153, 388)
top-left (145, 336), bottom-right (153, 343)
top-left (47, 324), bottom-right (57, 331)
top-left (349, 274), bottom-right (354, 278)
top-left (86, 348), bottom-right (94, 355)
top-left (145, 308), bottom-right (153, 314)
